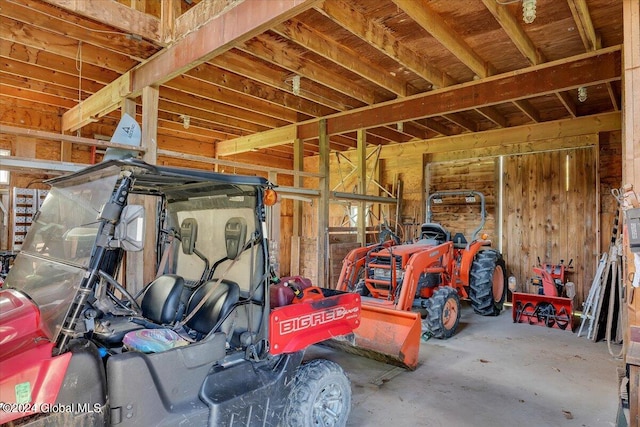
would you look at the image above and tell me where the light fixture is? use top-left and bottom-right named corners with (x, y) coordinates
top-left (179, 114), bottom-right (190, 129)
top-left (522, 0), bottom-right (536, 24)
top-left (292, 75), bottom-right (301, 96)
top-left (577, 86), bottom-right (588, 102)
top-left (397, 122), bottom-right (403, 132)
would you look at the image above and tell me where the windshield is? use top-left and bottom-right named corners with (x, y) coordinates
top-left (5, 168), bottom-right (119, 340)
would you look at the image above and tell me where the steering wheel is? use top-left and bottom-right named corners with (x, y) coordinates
top-left (378, 222), bottom-right (402, 244)
top-left (98, 270), bottom-right (142, 316)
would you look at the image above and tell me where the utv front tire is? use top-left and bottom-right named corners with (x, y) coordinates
top-left (282, 359), bottom-right (351, 427)
top-left (422, 287), bottom-right (460, 339)
top-left (469, 250), bottom-right (507, 316)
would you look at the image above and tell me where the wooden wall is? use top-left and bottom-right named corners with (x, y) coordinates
top-left (502, 145), bottom-right (598, 307)
top-left (426, 158), bottom-right (498, 244)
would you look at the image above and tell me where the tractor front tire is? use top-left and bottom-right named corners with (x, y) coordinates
top-left (282, 359), bottom-right (351, 427)
top-left (469, 249), bottom-right (507, 316)
top-left (422, 286), bottom-right (461, 339)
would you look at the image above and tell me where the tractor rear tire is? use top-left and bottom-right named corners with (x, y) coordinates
top-left (281, 359), bottom-right (351, 427)
top-left (469, 249), bottom-right (507, 316)
top-left (422, 286), bottom-right (461, 339)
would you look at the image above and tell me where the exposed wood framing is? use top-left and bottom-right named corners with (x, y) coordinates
top-left (318, 119), bottom-right (329, 285)
top-left (157, 149), bottom-right (322, 178)
top-left (568, 0), bottom-right (599, 52)
top-left (513, 100), bottom-right (541, 123)
top-left (0, 156), bottom-right (86, 174)
top-left (357, 129), bottom-right (366, 245)
top-left (217, 48), bottom-right (621, 154)
top-left (623, 0), bottom-right (640, 329)
top-left (173, 0), bottom-right (240, 42)
top-left (161, 0), bottom-right (182, 42)
top-left (318, 0), bottom-right (456, 89)
top-left (556, 91), bottom-right (578, 118)
top-left (62, 0), bottom-right (319, 132)
top-left (379, 112), bottom-right (620, 160)
top-left (273, 19), bottom-right (413, 97)
top-left (482, 0), bottom-right (544, 65)
top-left (476, 107), bottom-right (508, 128)
top-left (0, 124), bottom-right (146, 152)
top-left (392, 0), bottom-right (494, 78)
top-left (41, 0), bottom-right (161, 43)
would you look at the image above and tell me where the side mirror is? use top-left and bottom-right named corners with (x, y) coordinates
top-left (180, 218), bottom-right (198, 255)
top-left (114, 205), bottom-right (145, 251)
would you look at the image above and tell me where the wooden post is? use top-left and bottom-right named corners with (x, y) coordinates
top-left (290, 138), bottom-right (303, 275)
top-left (318, 119), bottom-right (329, 286)
top-left (268, 171), bottom-right (280, 275)
top-left (357, 129), bottom-right (367, 245)
top-left (623, 0), bottom-right (640, 424)
top-left (623, 0), bottom-right (640, 325)
top-left (125, 87), bottom-right (158, 295)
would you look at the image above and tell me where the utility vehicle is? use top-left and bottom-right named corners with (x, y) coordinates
top-left (0, 159), bottom-right (360, 426)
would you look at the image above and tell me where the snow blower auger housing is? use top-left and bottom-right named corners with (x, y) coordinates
top-left (336, 190), bottom-right (507, 370)
top-left (0, 159), bottom-right (359, 427)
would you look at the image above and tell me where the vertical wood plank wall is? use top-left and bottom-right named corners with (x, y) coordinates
top-left (502, 146), bottom-right (598, 307)
top-left (426, 158), bottom-right (497, 242)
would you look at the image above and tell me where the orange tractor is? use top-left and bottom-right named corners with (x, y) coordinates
top-left (336, 190), bottom-right (507, 369)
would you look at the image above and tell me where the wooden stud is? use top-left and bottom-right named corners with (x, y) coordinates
top-left (357, 129), bottom-right (367, 245)
top-left (318, 119), bottom-right (329, 286)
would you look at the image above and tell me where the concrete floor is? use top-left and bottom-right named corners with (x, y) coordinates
top-left (307, 302), bottom-right (623, 427)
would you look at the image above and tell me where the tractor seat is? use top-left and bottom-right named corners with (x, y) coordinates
top-left (420, 223), bottom-right (451, 244)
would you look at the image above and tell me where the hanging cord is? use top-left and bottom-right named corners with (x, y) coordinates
top-left (75, 41), bottom-right (83, 137)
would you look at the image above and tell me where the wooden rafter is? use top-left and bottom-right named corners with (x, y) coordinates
top-left (443, 113), bottom-right (477, 133)
top-left (392, 0), bottom-right (494, 78)
top-left (40, 0), bottom-right (161, 44)
top-left (61, 0), bottom-right (319, 132)
top-left (216, 46), bottom-right (621, 155)
top-left (242, 33), bottom-right (379, 105)
top-left (482, 0), bottom-right (545, 65)
top-left (514, 100), bottom-right (541, 123)
top-left (273, 18), bottom-right (414, 97)
top-left (318, 0), bottom-right (456, 89)
top-left (556, 91), bottom-right (578, 118)
top-left (378, 112), bottom-right (620, 160)
top-left (568, 0), bottom-right (599, 51)
top-left (0, 124), bottom-right (146, 152)
top-left (476, 107), bottom-right (507, 128)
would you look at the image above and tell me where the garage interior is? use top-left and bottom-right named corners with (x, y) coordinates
top-left (0, 0), bottom-right (638, 425)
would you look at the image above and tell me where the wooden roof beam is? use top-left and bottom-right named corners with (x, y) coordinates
top-left (242, 33), bottom-right (379, 104)
top-left (476, 106), bottom-right (508, 128)
top-left (443, 113), bottom-right (478, 133)
top-left (378, 112), bottom-right (620, 160)
top-left (481, 0), bottom-right (545, 65)
top-left (567, 0), bottom-right (600, 52)
top-left (273, 18), bottom-right (415, 97)
top-left (62, 0), bottom-right (319, 132)
top-left (556, 91), bottom-right (578, 118)
top-left (318, 0), bottom-right (456, 89)
top-left (514, 100), bottom-right (541, 123)
top-left (217, 47), bottom-right (621, 154)
top-left (392, 0), bottom-right (495, 78)
top-left (41, 0), bottom-right (161, 43)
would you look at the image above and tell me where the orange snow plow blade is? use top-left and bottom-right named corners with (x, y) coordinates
top-left (326, 300), bottom-right (422, 370)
